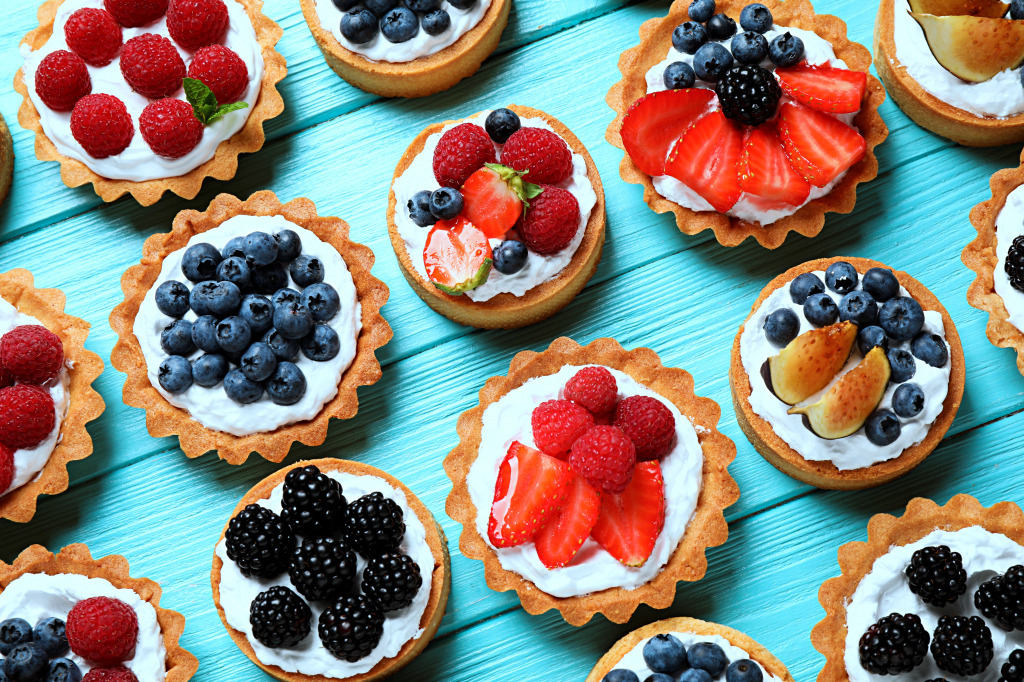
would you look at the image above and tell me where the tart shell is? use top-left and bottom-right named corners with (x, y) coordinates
top-left (386, 104), bottom-right (607, 329)
top-left (0, 112), bottom-right (13, 207)
top-left (14, 0), bottom-right (287, 206)
top-left (729, 256), bottom-right (965, 490)
top-left (108, 190), bottom-right (392, 465)
top-left (444, 336), bottom-right (739, 626)
top-left (605, 0), bottom-right (888, 249)
top-left (211, 457), bottom-right (451, 682)
top-left (0, 269), bottom-right (105, 524)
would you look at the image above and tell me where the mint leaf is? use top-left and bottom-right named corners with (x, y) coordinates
top-left (183, 77), bottom-right (249, 126)
top-left (206, 102), bottom-right (249, 125)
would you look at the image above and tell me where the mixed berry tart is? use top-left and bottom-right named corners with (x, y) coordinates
top-left (211, 458), bottom-right (450, 681)
top-left (0, 543), bottom-right (198, 682)
top-left (15, 0), bottom-right (286, 205)
top-left (109, 191), bottom-right (391, 465)
top-left (444, 337), bottom-right (738, 626)
top-left (387, 105), bottom-right (606, 329)
top-left (606, 0), bottom-right (888, 248)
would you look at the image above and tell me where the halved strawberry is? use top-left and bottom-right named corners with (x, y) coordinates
top-left (488, 441), bottom-right (573, 548)
top-left (740, 125), bottom-right (811, 207)
top-left (664, 109), bottom-right (743, 213)
top-left (777, 101), bottom-right (867, 188)
top-left (534, 474), bottom-right (602, 569)
top-left (775, 64), bottom-right (867, 115)
top-left (590, 461), bottom-right (665, 567)
top-left (620, 89), bottom-right (716, 176)
top-left (461, 163), bottom-right (542, 239)
top-left (423, 217), bottom-right (493, 295)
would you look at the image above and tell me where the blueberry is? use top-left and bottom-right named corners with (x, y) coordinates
top-left (252, 262), bottom-right (289, 294)
top-left (825, 261), bottom-right (858, 293)
top-left (381, 7), bottom-right (418, 42)
top-left (448, 0), bottom-right (477, 8)
top-left (158, 355), bottom-right (193, 394)
top-left (239, 294), bottom-right (274, 336)
top-left (189, 280), bottom-right (218, 316)
top-left (866, 409), bottom-right (901, 446)
top-left (301, 283), bottom-right (341, 322)
top-left (643, 634), bottom-right (687, 674)
top-left (804, 292), bottom-right (839, 327)
top-left (224, 368), bottom-right (263, 404)
top-left (272, 288), bottom-right (302, 308)
top-left (731, 31), bottom-right (768, 64)
top-left (602, 672), bottom-right (640, 682)
top-left (331, 0), bottom-right (360, 9)
top-left (221, 236), bottom-right (247, 260)
top-left (181, 243), bottom-right (222, 283)
top-left (408, 190), bottom-right (437, 227)
top-left (0, 620), bottom-right (32, 656)
top-left (911, 331), bottom-right (948, 368)
top-left (290, 255), bottom-right (325, 288)
top-left (365, 0), bottom-right (398, 17)
top-left (274, 230), bottom-right (302, 263)
top-left (430, 187), bottom-right (463, 221)
top-left (693, 42), bottom-right (733, 82)
top-left (857, 326), bottom-right (889, 356)
top-left (241, 342), bottom-right (278, 382)
top-left (46, 658), bottom-right (82, 682)
top-left (769, 31), bottom-right (804, 67)
top-left (645, 675), bottom-right (675, 682)
top-left (726, 659), bottom-right (764, 682)
top-left (790, 272), bottom-right (825, 304)
top-left (688, 642), bottom-right (728, 677)
top-left (301, 324), bottom-right (341, 362)
top-left (887, 348), bottom-right (917, 384)
top-left (406, 0), bottom-right (439, 10)
top-left (216, 316), bottom-right (253, 354)
top-left (160, 319), bottom-right (195, 356)
top-left (274, 301), bottom-right (314, 340)
top-left (838, 290), bottom-right (878, 328)
top-left (862, 267), bottom-right (899, 303)
top-left (262, 328), bottom-right (300, 362)
top-left (485, 108), bottom-right (521, 144)
top-left (878, 296), bottom-right (924, 341)
top-left (679, 669), bottom-right (713, 682)
top-left (155, 280), bottom-right (190, 317)
top-left (688, 0), bottom-right (715, 22)
top-left (3, 642), bottom-right (48, 682)
top-left (672, 21), bottom-right (708, 54)
top-left (267, 362), bottom-right (307, 405)
top-left (493, 240), bottom-right (529, 275)
top-left (217, 256), bottom-right (251, 290)
top-left (243, 232), bottom-right (279, 267)
top-left (1013, 0), bottom-right (1024, 19)
top-left (663, 61), bottom-right (697, 89)
top-left (192, 353), bottom-right (229, 387)
top-left (191, 315), bottom-right (220, 353)
top-left (763, 308), bottom-right (799, 347)
top-left (422, 8), bottom-right (451, 35)
top-left (740, 3), bottom-right (773, 33)
top-left (207, 281), bottom-right (242, 318)
top-left (32, 618), bottom-right (66, 658)
top-left (893, 383), bottom-right (925, 418)
top-left (341, 8), bottom-right (379, 44)
top-left (706, 13), bottom-right (737, 40)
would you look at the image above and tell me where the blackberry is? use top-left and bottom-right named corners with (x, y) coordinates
top-left (288, 536), bottom-right (358, 603)
top-left (858, 613), bottom-right (929, 675)
top-left (361, 553), bottom-right (423, 612)
top-left (905, 545), bottom-right (967, 607)
top-left (976, 564), bottom-right (1024, 631)
top-left (714, 64), bottom-right (781, 127)
top-left (281, 465), bottom-right (347, 538)
top-left (1006, 235), bottom-right (1024, 293)
top-left (1001, 649), bottom-right (1024, 682)
top-left (343, 492), bottom-right (405, 555)
top-left (931, 615), bottom-right (994, 677)
top-left (225, 504), bottom-right (295, 579)
top-left (318, 595), bottom-right (384, 662)
top-left (249, 586), bottom-right (312, 649)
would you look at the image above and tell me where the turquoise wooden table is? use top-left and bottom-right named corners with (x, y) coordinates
top-left (0, 0), bottom-right (1021, 680)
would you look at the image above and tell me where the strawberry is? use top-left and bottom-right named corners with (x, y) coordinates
top-left (664, 108), bottom-right (743, 213)
top-left (518, 185), bottom-right (580, 255)
top-left (71, 94), bottom-right (134, 159)
top-left (590, 461), bottom-right (665, 567)
top-left (777, 101), bottom-right (867, 188)
top-left (423, 217), bottom-right (493, 295)
top-left (739, 125), bottom-right (811, 207)
top-left (187, 45), bottom-right (249, 104)
top-left (499, 127), bottom-right (573, 185)
top-left (620, 89), bottom-right (716, 176)
top-left (140, 98), bottom-right (203, 159)
top-left (64, 8), bottom-right (123, 67)
top-left (775, 64), bottom-right (867, 115)
top-left (460, 163), bottom-right (542, 239)
top-left (167, 0), bottom-right (229, 51)
top-left (34, 50), bottom-right (92, 112)
top-left (487, 441), bottom-right (572, 548)
top-left (104, 0), bottom-right (168, 28)
top-left (120, 33), bottom-right (186, 99)
top-left (534, 474), bottom-right (601, 569)
top-left (433, 123), bottom-right (496, 188)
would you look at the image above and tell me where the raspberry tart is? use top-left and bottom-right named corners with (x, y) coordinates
top-left (606, 0), bottom-right (888, 248)
top-left (387, 105), bottom-right (606, 329)
top-left (0, 543), bottom-right (198, 682)
top-left (15, 0), bottom-right (286, 205)
top-left (211, 458), bottom-right (450, 681)
top-left (444, 336), bottom-right (738, 626)
top-left (731, 257), bottom-right (964, 490)
top-left (109, 191), bottom-right (391, 465)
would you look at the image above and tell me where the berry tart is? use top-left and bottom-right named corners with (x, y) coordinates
top-left (606, 0), bottom-right (888, 248)
top-left (814, 494), bottom-right (1024, 681)
top-left (109, 191), bottom-right (391, 465)
top-left (587, 617), bottom-right (794, 682)
top-left (15, 0), bottom-right (287, 205)
top-left (444, 337), bottom-right (738, 626)
top-left (211, 458), bottom-right (450, 681)
top-left (0, 543), bottom-right (198, 682)
top-left (387, 105), bottom-right (605, 329)
top-left (0, 269), bottom-right (104, 524)
top-left (731, 257), bottom-right (964, 490)
top-left (300, 0), bottom-right (510, 98)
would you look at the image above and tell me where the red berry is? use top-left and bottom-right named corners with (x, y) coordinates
top-left (65, 8), bottom-right (123, 67)
top-left (500, 127), bottom-right (573, 185)
top-left (564, 366), bottom-right (618, 416)
top-left (0, 366), bottom-right (12, 390)
top-left (620, 89), bottom-right (716, 176)
top-left (0, 325), bottom-right (64, 385)
top-left (775, 63), bottom-right (867, 115)
top-left (0, 385), bottom-right (55, 450)
top-left (518, 185), bottom-right (580, 255)
top-left (422, 217), bottom-right (494, 295)
top-left (591, 461), bottom-right (665, 567)
top-left (187, 44), bottom-right (248, 104)
top-left (531, 399), bottom-right (594, 457)
top-left (432, 123), bottom-right (496, 189)
top-left (67, 597), bottom-right (139, 666)
top-left (614, 395), bottom-right (676, 462)
top-left (487, 441), bottom-right (572, 548)
top-left (140, 98), bottom-right (203, 159)
top-left (104, 0), bottom-right (168, 28)
top-left (777, 101), bottom-right (867, 188)
top-left (71, 94), bottom-right (134, 159)
top-left (664, 109), bottom-right (743, 214)
top-left (0, 443), bottom-right (13, 494)
top-left (569, 425), bottom-right (636, 494)
top-left (83, 667), bottom-right (139, 682)
top-left (533, 473), bottom-right (601, 569)
top-left (34, 50), bottom-right (92, 112)
top-left (167, 0), bottom-right (229, 50)
top-left (120, 33), bottom-right (186, 99)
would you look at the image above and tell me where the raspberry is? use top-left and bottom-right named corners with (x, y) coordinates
top-left (518, 185), bottom-right (580, 255)
top-left (569, 425), bottom-right (636, 494)
top-left (120, 33), bottom-right (185, 99)
top-left (500, 127), bottom-right (573, 185)
top-left (0, 365), bottom-right (12, 389)
top-left (531, 399), bottom-right (594, 456)
top-left (564, 366), bottom-right (618, 416)
top-left (167, 0), bottom-right (229, 50)
top-left (614, 395), bottom-right (676, 461)
top-left (432, 123), bottom-right (496, 188)
top-left (83, 666), bottom-right (139, 682)
top-left (0, 443), bottom-right (13, 493)
top-left (187, 45), bottom-right (248, 104)
top-left (104, 0), bottom-right (168, 28)
top-left (66, 597), bottom-right (139, 666)
top-left (65, 8), bottom-right (123, 67)
top-left (71, 94), bottom-right (134, 159)
top-left (0, 385), bottom-right (55, 450)
top-left (1, 325), bottom-right (64, 385)
top-left (34, 50), bottom-right (92, 112)
top-left (140, 98), bottom-right (202, 159)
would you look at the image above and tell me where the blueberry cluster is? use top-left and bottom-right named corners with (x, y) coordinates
top-left (1006, 235), bottom-right (1024, 292)
top-left (336, 0), bottom-right (479, 46)
top-left (0, 616), bottom-right (81, 682)
top-left (603, 636), bottom-right (764, 682)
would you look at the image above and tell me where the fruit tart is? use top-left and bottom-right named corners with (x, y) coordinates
top-left (387, 105), bottom-right (606, 329)
top-left (0, 269), bottom-right (104, 524)
top-left (731, 257), bottom-right (964, 490)
top-left (15, 0), bottom-right (287, 206)
top-left (814, 494), bottom-right (1024, 681)
top-left (212, 458), bottom-right (450, 681)
top-left (0, 543), bottom-right (198, 681)
top-left (444, 337), bottom-right (738, 626)
top-left (606, 0), bottom-right (888, 248)
top-left (109, 191), bottom-right (391, 465)
top-left (301, 0), bottom-right (510, 99)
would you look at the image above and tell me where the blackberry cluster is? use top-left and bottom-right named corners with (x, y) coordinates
top-left (1006, 235), bottom-right (1024, 293)
top-left (318, 595), bottom-right (385, 663)
top-left (976, 564), bottom-right (1024, 631)
top-left (931, 615), bottom-right (994, 677)
top-left (288, 537), bottom-right (358, 603)
top-left (858, 613), bottom-right (929, 675)
top-left (905, 545), bottom-right (967, 607)
top-left (281, 465), bottom-right (347, 537)
top-left (344, 492), bottom-right (406, 555)
top-left (714, 64), bottom-right (781, 126)
top-left (224, 504), bottom-right (294, 578)
top-left (1000, 649), bottom-right (1024, 682)
top-left (362, 553), bottom-right (423, 612)
top-left (249, 586), bottom-right (312, 649)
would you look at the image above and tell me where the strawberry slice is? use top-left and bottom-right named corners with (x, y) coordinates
top-left (488, 441), bottom-right (572, 548)
top-left (461, 163), bottom-right (542, 239)
top-left (664, 109), bottom-right (743, 213)
top-left (740, 125), bottom-right (811, 207)
top-left (590, 461), bottom-right (665, 567)
top-left (775, 64), bottom-right (867, 115)
top-left (620, 89), bottom-right (716, 177)
top-left (534, 474), bottom-right (602, 569)
top-left (777, 101), bottom-right (867, 188)
top-left (423, 217), bottom-right (493, 295)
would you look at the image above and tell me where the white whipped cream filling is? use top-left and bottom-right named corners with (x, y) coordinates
top-left (21, 0), bottom-right (265, 182)
top-left (0, 572), bottom-right (167, 680)
top-left (892, 0), bottom-right (1024, 119)
top-left (844, 526), bottom-right (1024, 681)
top-left (994, 184), bottom-right (1024, 331)
top-left (132, 215), bottom-right (361, 437)
top-left (644, 25), bottom-right (856, 225)
top-left (392, 111), bottom-right (597, 302)
top-left (466, 365), bottom-right (704, 598)
top-left (613, 631), bottom-right (785, 682)
top-left (738, 269), bottom-right (951, 471)
top-left (215, 470), bottom-right (435, 679)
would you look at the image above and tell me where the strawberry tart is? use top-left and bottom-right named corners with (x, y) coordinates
top-left (15, 0), bottom-right (286, 206)
top-left (444, 337), bottom-right (738, 626)
top-left (387, 105), bottom-right (606, 329)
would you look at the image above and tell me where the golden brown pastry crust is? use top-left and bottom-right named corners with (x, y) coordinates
top-left (605, 0), bottom-right (888, 248)
top-left (0, 112), bottom-right (13, 207)
top-left (444, 336), bottom-right (739, 626)
top-left (386, 104), bottom-right (607, 329)
top-left (13, 0), bottom-right (287, 206)
top-left (729, 257), bottom-right (964, 490)
top-left (210, 458), bottom-right (451, 682)
top-left (108, 191), bottom-right (392, 465)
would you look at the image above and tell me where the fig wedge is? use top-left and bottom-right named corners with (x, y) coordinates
top-left (912, 13), bottom-right (1024, 82)
top-left (768, 321), bottom-right (858, 406)
top-left (908, 0), bottom-right (1008, 18)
